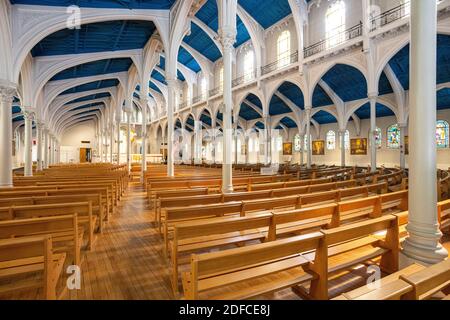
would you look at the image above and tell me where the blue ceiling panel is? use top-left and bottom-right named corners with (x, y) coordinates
top-left (31, 20), bottom-right (156, 57)
top-left (437, 88), bottom-right (450, 110)
top-left (183, 23), bottom-right (221, 62)
top-left (269, 95), bottom-right (292, 116)
top-left (245, 93), bottom-right (263, 109)
top-left (277, 82), bottom-right (304, 109)
top-left (13, 97), bottom-right (20, 103)
top-left (13, 115), bottom-right (24, 122)
top-left (353, 102), bottom-right (395, 120)
top-left (175, 119), bottom-right (182, 128)
top-left (50, 58), bottom-right (133, 81)
top-left (177, 70), bottom-right (185, 82)
top-left (255, 121), bottom-right (265, 129)
top-left (235, 16), bottom-right (251, 48)
top-left (158, 56), bottom-right (166, 70)
top-left (149, 81), bottom-right (161, 93)
top-left (12, 106), bottom-right (21, 114)
top-left (195, 0), bottom-right (218, 32)
top-left (388, 45), bottom-right (409, 90)
top-left (238, 0), bottom-right (291, 29)
top-left (66, 92), bottom-right (110, 105)
top-left (312, 110), bottom-right (338, 124)
top-left (321, 64), bottom-right (367, 102)
top-left (312, 85), bottom-right (333, 107)
top-left (216, 111), bottom-right (223, 122)
top-left (178, 46), bottom-right (201, 73)
top-left (378, 71), bottom-right (394, 96)
top-left (61, 79), bottom-right (119, 95)
top-left (200, 114), bottom-right (212, 126)
top-left (151, 70), bottom-right (167, 85)
top-left (10, 0), bottom-right (176, 9)
top-left (279, 117), bottom-right (297, 128)
top-left (437, 35), bottom-right (450, 85)
top-left (239, 102), bottom-right (261, 121)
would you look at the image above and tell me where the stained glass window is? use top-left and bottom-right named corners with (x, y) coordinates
top-left (294, 134), bottom-right (301, 152)
top-left (375, 127), bottom-right (382, 149)
top-left (387, 124), bottom-right (400, 149)
top-left (339, 130), bottom-right (350, 150)
top-left (326, 130), bottom-right (336, 150)
top-left (436, 120), bottom-right (449, 149)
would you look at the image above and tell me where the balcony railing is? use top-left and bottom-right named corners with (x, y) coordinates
top-left (261, 51), bottom-right (298, 76)
top-left (304, 22), bottom-right (363, 58)
top-left (209, 87), bottom-right (221, 97)
top-left (232, 70), bottom-right (256, 87)
top-left (370, 2), bottom-right (410, 32)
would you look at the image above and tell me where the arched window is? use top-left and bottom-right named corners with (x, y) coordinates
top-left (326, 1), bottom-right (346, 49)
top-left (436, 120), bottom-right (449, 149)
top-left (276, 136), bottom-right (283, 152)
top-left (277, 30), bottom-right (291, 68)
top-left (387, 124), bottom-right (401, 149)
top-left (294, 134), bottom-right (301, 152)
top-left (339, 130), bottom-right (350, 150)
top-left (304, 134), bottom-right (311, 151)
top-left (243, 50), bottom-right (255, 81)
top-left (374, 127), bottom-right (382, 149)
top-left (200, 76), bottom-right (207, 100)
top-left (326, 130), bottom-right (336, 150)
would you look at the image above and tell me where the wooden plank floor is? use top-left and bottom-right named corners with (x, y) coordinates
top-left (65, 183), bottom-right (450, 300)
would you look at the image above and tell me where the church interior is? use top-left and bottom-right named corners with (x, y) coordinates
top-left (0, 0), bottom-right (449, 302)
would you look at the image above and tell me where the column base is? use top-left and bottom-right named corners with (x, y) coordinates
top-left (222, 184), bottom-right (234, 194)
top-left (0, 183), bottom-right (13, 189)
top-left (401, 237), bottom-right (448, 266)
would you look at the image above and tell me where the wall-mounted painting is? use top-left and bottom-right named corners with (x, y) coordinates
top-left (350, 138), bottom-right (367, 155)
top-left (312, 140), bottom-right (325, 155)
top-left (405, 136), bottom-right (409, 155)
top-left (283, 142), bottom-right (293, 156)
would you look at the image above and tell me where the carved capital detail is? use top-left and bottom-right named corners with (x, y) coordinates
top-left (0, 84), bottom-right (17, 103)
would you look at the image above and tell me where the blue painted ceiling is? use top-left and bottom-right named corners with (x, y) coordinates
top-left (353, 103), bottom-right (395, 120)
top-left (320, 64), bottom-right (367, 102)
top-left (10, 1), bottom-right (176, 10)
top-left (151, 70), bottom-right (167, 85)
top-left (12, 106), bottom-right (21, 114)
top-left (378, 71), bottom-right (394, 96)
top-left (149, 81), bottom-right (161, 93)
top-left (279, 116), bottom-right (297, 128)
top-left (277, 82), bottom-right (304, 110)
top-left (184, 23), bottom-right (222, 62)
top-left (312, 110), bottom-right (337, 125)
top-left (73, 102), bottom-right (104, 111)
top-left (50, 58), bottom-right (133, 81)
top-left (269, 95), bottom-right (292, 116)
top-left (178, 46), bottom-right (201, 73)
top-left (32, 20), bottom-right (156, 57)
top-left (61, 79), bottom-right (119, 95)
top-left (437, 88), bottom-right (450, 110)
top-left (239, 102), bottom-right (260, 121)
top-left (245, 93), bottom-right (263, 110)
top-left (238, 0), bottom-right (292, 29)
top-left (312, 86), bottom-right (333, 108)
top-left (255, 121), bottom-right (265, 130)
top-left (156, 56), bottom-right (185, 81)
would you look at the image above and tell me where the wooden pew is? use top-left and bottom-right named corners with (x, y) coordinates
top-left (0, 236), bottom-right (66, 300)
top-left (0, 202), bottom-right (95, 250)
top-left (0, 214), bottom-right (82, 265)
top-left (182, 215), bottom-right (399, 300)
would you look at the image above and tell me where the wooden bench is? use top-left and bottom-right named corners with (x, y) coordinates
top-left (0, 214), bottom-right (82, 265)
top-left (0, 202), bottom-right (95, 250)
top-left (182, 215), bottom-right (399, 300)
top-left (0, 236), bottom-right (66, 300)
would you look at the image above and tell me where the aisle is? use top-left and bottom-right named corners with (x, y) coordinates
top-left (68, 183), bottom-right (172, 300)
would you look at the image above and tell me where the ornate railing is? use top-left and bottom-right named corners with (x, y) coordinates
top-left (209, 87), bottom-right (221, 97)
top-left (178, 101), bottom-right (188, 110)
top-left (304, 22), bottom-right (363, 58)
top-left (261, 51), bottom-right (298, 76)
top-left (192, 95), bottom-right (202, 104)
top-left (370, 2), bottom-right (410, 32)
top-left (232, 70), bottom-right (256, 87)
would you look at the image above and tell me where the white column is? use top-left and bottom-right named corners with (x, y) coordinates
top-left (116, 117), bottom-right (121, 164)
top-left (141, 97), bottom-right (148, 182)
top-left (43, 128), bottom-right (49, 169)
top-left (36, 121), bottom-right (43, 171)
top-left (305, 108), bottom-right (312, 169)
top-left (369, 94), bottom-right (377, 172)
top-left (402, 0), bottom-right (448, 264)
top-left (399, 123), bottom-right (407, 169)
top-left (339, 129), bottom-right (346, 167)
top-left (125, 110), bottom-right (132, 170)
top-left (245, 134), bottom-right (250, 164)
top-left (23, 108), bottom-right (34, 176)
top-left (300, 134), bottom-right (305, 166)
top-left (212, 123), bottom-right (217, 164)
top-left (0, 85), bottom-right (16, 188)
top-left (166, 78), bottom-right (176, 177)
top-left (109, 122), bottom-right (114, 164)
top-left (263, 115), bottom-right (271, 165)
top-left (220, 35), bottom-right (235, 193)
top-left (234, 125), bottom-right (239, 164)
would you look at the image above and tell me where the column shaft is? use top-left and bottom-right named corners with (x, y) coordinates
top-left (0, 87), bottom-right (15, 187)
top-left (222, 42), bottom-right (234, 193)
top-left (369, 96), bottom-right (377, 172)
top-left (24, 111), bottom-right (33, 176)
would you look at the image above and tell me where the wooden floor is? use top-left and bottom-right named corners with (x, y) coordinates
top-left (66, 183), bottom-right (450, 300)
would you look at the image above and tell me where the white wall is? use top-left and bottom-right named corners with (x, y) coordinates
top-left (60, 123), bottom-right (96, 164)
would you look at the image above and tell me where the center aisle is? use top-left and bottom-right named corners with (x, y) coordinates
top-left (68, 182), bottom-right (172, 300)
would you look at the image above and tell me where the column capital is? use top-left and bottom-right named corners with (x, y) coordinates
top-left (338, 129), bottom-right (347, 134)
top-left (368, 92), bottom-right (378, 100)
top-left (398, 122), bottom-right (408, 128)
top-left (218, 28), bottom-right (236, 50)
top-left (166, 77), bottom-right (178, 88)
top-left (22, 107), bottom-right (36, 119)
top-left (0, 81), bottom-right (17, 102)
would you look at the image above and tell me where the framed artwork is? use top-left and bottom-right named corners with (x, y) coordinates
top-left (312, 140), bottom-right (325, 155)
top-left (405, 136), bottom-right (409, 155)
top-left (282, 142), bottom-right (293, 155)
top-left (350, 138), bottom-right (367, 155)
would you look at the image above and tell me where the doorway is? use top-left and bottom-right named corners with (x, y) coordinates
top-left (80, 148), bottom-right (92, 163)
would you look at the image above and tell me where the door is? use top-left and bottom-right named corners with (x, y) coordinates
top-left (80, 148), bottom-right (87, 163)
